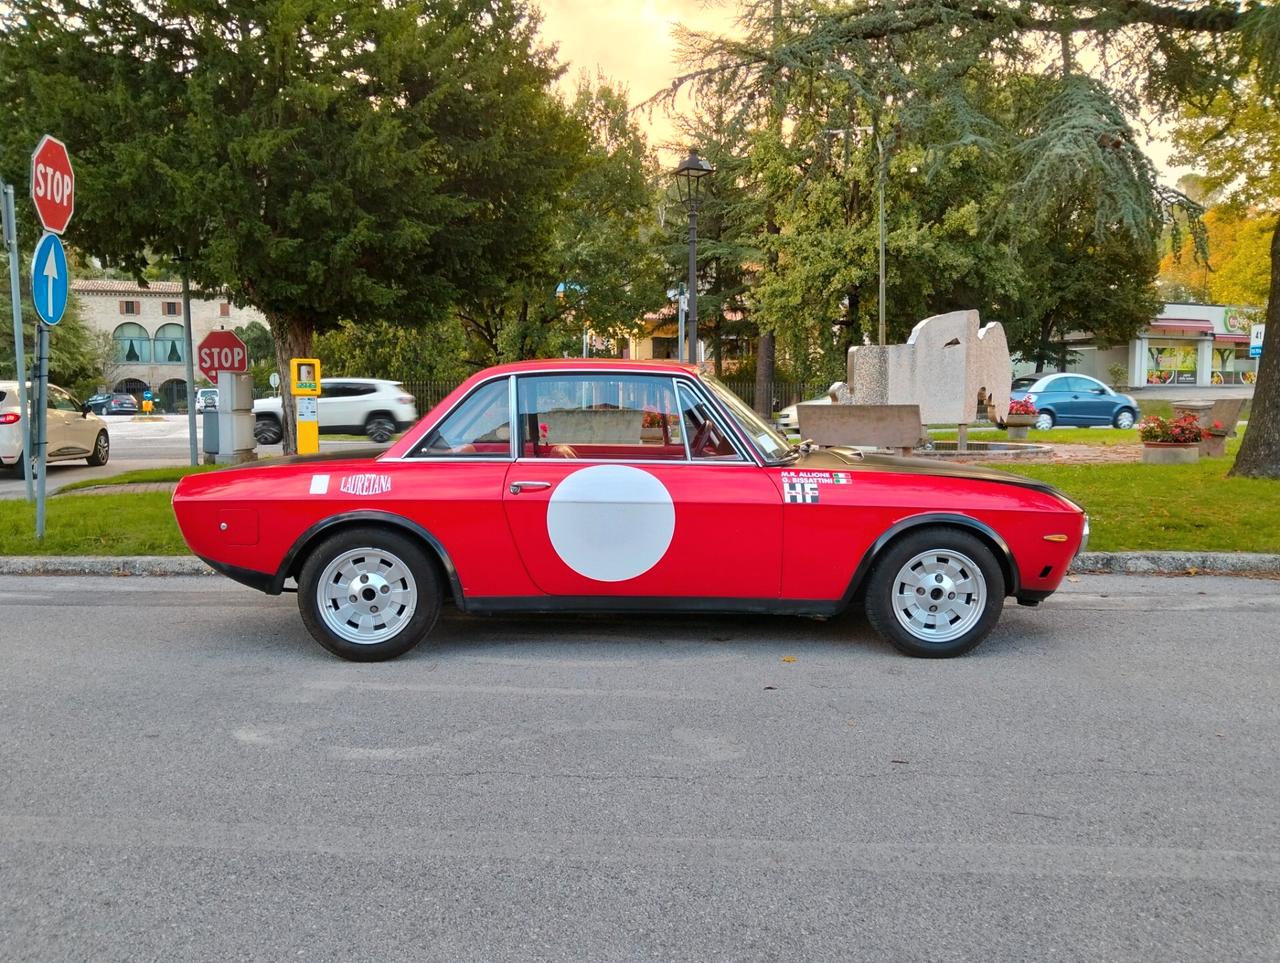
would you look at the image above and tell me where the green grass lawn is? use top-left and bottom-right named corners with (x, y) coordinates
top-left (930, 427), bottom-right (1143, 446)
top-left (3, 442), bottom-right (1276, 556)
top-left (995, 439), bottom-right (1280, 553)
top-left (57, 464), bottom-right (222, 493)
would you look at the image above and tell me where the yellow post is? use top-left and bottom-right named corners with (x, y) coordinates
top-left (289, 357), bottom-right (321, 455)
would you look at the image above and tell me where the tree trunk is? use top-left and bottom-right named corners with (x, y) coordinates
top-left (269, 313), bottom-right (314, 456)
top-left (1228, 213), bottom-right (1280, 478)
top-left (754, 332), bottom-right (776, 417)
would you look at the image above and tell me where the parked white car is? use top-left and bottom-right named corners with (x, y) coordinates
top-left (775, 383), bottom-right (845, 433)
top-left (1, 381), bottom-right (111, 474)
top-left (195, 387), bottom-right (219, 412)
top-left (252, 378), bottom-right (418, 444)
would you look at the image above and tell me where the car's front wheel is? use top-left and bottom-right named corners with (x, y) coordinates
top-left (864, 527), bottom-right (1005, 658)
top-left (1034, 410), bottom-right (1055, 431)
top-left (365, 413), bottom-right (396, 443)
top-left (254, 415), bottom-right (283, 445)
top-left (297, 527), bottom-right (442, 661)
top-left (86, 431), bottom-right (110, 467)
top-left (1112, 408), bottom-right (1136, 429)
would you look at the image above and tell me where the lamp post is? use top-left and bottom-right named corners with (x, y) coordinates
top-left (673, 150), bottom-right (714, 366)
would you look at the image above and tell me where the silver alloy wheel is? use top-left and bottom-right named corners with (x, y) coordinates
top-left (1114, 410), bottom-right (1135, 429)
top-left (1034, 411), bottom-right (1054, 431)
top-left (94, 433), bottom-right (109, 462)
top-left (316, 547), bottom-right (418, 645)
top-left (890, 548), bottom-right (988, 644)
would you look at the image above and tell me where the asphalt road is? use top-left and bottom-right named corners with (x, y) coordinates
top-left (0, 416), bottom-right (381, 498)
top-left (2, 573), bottom-right (1278, 962)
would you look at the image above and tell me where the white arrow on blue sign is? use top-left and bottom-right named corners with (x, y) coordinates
top-left (31, 232), bottom-right (69, 325)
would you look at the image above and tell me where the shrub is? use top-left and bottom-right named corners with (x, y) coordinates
top-left (1138, 413), bottom-right (1203, 444)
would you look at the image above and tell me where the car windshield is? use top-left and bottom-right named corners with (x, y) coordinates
top-left (701, 374), bottom-right (792, 462)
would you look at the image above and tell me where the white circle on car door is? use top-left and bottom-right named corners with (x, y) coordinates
top-left (546, 465), bottom-right (675, 582)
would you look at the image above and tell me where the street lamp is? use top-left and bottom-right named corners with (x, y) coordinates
top-left (673, 149), bottom-right (714, 365)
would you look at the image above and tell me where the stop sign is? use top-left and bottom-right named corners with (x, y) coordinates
top-left (197, 329), bottom-right (249, 382)
top-left (30, 135), bottom-right (75, 235)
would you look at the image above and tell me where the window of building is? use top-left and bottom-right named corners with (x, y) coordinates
top-left (112, 322), bottom-right (151, 363)
top-left (119, 300), bottom-right (141, 315)
top-left (153, 323), bottom-right (185, 364)
top-left (162, 301), bottom-right (181, 316)
top-left (219, 303), bottom-right (231, 318)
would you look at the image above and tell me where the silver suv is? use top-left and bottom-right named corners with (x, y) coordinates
top-left (253, 378), bottom-right (418, 444)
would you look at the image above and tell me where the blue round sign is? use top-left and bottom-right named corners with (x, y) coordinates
top-left (31, 232), bottom-right (68, 325)
top-left (143, 390), bottom-right (153, 401)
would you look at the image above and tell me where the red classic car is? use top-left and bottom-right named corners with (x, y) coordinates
top-left (173, 360), bottom-right (1088, 661)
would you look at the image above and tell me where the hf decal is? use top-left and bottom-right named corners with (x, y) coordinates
top-left (783, 481), bottom-right (820, 504)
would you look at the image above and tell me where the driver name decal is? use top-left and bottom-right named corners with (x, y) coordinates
top-left (781, 470), bottom-right (851, 486)
top-left (339, 473), bottom-right (392, 496)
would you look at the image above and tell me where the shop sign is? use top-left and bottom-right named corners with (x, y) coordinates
top-left (1251, 323), bottom-right (1265, 359)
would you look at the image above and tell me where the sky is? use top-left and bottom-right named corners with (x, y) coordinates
top-left (534, 0), bottom-right (1189, 182)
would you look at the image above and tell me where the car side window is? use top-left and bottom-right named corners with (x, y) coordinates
top-left (49, 388), bottom-right (78, 412)
top-left (676, 382), bottom-right (742, 461)
top-left (410, 379), bottom-right (511, 458)
top-left (516, 374), bottom-right (685, 461)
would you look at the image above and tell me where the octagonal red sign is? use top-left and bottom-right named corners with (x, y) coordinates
top-left (197, 329), bottom-right (249, 382)
top-left (30, 135), bottom-right (75, 235)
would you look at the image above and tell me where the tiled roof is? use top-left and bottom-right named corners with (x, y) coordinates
top-left (70, 279), bottom-right (224, 297)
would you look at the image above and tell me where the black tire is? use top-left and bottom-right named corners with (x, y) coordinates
top-left (254, 415), bottom-right (283, 445)
top-left (1112, 408), bottom-right (1136, 430)
top-left (864, 526), bottom-right (1006, 658)
top-left (365, 412), bottom-right (396, 443)
top-left (297, 526), bottom-right (442, 661)
top-left (86, 430), bottom-right (110, 467)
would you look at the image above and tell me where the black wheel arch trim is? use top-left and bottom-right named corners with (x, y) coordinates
top-left (271, 510), bottom-right (465, 605)
top-left (838, 512), bottom-right (1020, 611)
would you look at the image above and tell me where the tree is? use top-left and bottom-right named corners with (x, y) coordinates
top-left (315, 317), bottom-right (469, 383)
top-left (1172, 77), bottom-right (1280, 477)
top-left (662, 0), bottom-right (1280, 472)
top-left (0, 257), bottom-right (99, 399)
top-left (456, 80), bottom-right (667, 366)
top-left (0, 0), bottom-right (580, 452)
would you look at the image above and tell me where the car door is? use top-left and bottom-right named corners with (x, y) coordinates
top-left (501, 372), bottom-right (782, 600)
top-left (1073, 376), bottom-right (1115, 423)
top-left (46, 387), bottom-right (88, 458)
top-left (316, 381), bottom-right (348, 432)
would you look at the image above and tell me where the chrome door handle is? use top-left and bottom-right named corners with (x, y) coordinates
top-left (509, 480), bottom-right (553, 495)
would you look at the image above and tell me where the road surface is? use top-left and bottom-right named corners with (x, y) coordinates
top-left (2, 573), bottom-right (1277, 961)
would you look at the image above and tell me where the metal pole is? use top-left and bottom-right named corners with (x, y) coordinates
top-left (35, 323), bottom-right (49, 538)
top-left (877, 133), bottom-right (886, 347)
top-left (2, 184), bottom-right (33, 499)
top-left (181, 267), bottom-right (197, 466)
top-left (687, 205), bottom-right (699, 366)
top-left (677, 287), bottom-right (687, 364)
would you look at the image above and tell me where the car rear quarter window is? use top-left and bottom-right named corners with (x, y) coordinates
top-left (411, 378), bottom-right (511, 458)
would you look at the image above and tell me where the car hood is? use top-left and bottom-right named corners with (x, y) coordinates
top-left (788, 446), bottom-right (1065, 497)
top-left (215, 447), bottom-right (387, 472)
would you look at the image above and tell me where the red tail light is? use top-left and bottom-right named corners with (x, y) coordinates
top-left (0, 412), bottom-right (20, 425)
top-left (398, 395), bottom-right (414, 405)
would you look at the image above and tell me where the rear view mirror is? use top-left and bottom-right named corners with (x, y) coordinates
top-left (81, 402), bottom-right (92, 416)
top-left (1092, 387), bottom-right (1107, 394)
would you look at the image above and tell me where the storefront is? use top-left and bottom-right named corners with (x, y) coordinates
top-left (1127, 303), bottom-right (1262, 388)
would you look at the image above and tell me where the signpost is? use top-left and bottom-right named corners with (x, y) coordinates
top-left (2, 183), bottom-right (33, 499)
top-left (29, 136), bottom-right (75, 538)
top-left (1251, 323), bottom-right (1265, 360)
top-left (197, 329), bottom-right (249, 382)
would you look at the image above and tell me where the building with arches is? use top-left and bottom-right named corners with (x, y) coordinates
top-left (71, 280), bottom-right (268, 408)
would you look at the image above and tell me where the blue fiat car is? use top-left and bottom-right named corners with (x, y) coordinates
top-left (1011, 373), bottom-right (1140, 430)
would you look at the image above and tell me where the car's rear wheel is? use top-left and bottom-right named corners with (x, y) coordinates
top-left (254, 415), bottom-right (283, 445)
top-left (1112, 408), bottom-right (1136, 429)
top-left (365, 413), bottom-right (396, 443)
top-left (297, 527), bottom-right (441, 661)
top-left (864, 527), bottom-right (1005, 658)
top-left (86, 431), bottom-right (110, 466)
top-left (1034, 410), bottom-right (1055, 431)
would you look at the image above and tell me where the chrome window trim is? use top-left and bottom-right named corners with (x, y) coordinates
top-left (675, 379), bottom-right (749, 464)
top-left (673, 377), bottom-right (692, 462)
top-left (384, 366), bottom-right (765, 466)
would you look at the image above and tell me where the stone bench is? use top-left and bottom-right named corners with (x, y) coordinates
top-left (797, 403), bottom-right (923, 456)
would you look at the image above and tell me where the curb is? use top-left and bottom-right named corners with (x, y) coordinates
top-left (0, 553), bottom-right (1277, 578)
top-left (1070, 552), bottom-right (1280, 576)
